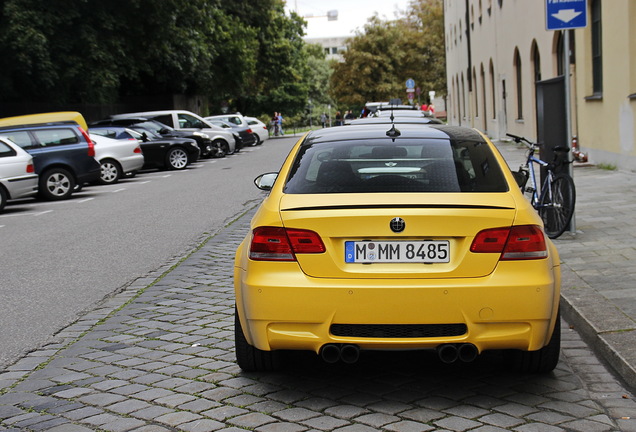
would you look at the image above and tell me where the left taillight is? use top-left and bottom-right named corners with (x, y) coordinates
top-left (249, 226), bottom-right (325, 261)
top-left (26, 163), bottom-right (35, 173)
top-left (470, 225), bottom-right (547, 260)
top-left (79, 127), bottom-right (95, 157)
top-left (134, 146), bottom-right (142, 154)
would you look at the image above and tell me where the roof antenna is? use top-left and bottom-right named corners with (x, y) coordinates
top-left (386, 103), bottom-right (400, 141)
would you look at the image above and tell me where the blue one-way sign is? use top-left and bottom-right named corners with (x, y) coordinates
top-left (546, 0), bottom-right (587, 30)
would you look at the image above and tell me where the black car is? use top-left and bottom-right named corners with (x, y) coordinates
top-left (0, 119), bottom-right (101, 200)
top-left (90, 117), bottom-right (222, 158)
top-left (89, 126), bottom-right (200, 171)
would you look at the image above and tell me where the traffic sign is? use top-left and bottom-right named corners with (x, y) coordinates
top-left (405, 78), bottom-right (415, 89)
top-left (546, 0), bottom-right (587, 30)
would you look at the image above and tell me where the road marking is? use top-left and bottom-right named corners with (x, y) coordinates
top-left (111, 189), bottom-right (126, 193)
top-left (34, 210), bottom-right (53, 216)
top-left (77, 198), bottom-right (94, 204)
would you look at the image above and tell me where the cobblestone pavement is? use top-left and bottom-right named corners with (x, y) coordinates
top-left (2, 197), bottom-right (636, 431)
top-left (495, 141), bottom-right (636, 393)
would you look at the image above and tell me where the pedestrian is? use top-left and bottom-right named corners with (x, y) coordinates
top-left (421, 100), bottom-right (435, 117)
top-left (271, 112), bottom-right (279, 136)
top-left (320, 113), bottom-right (328, 128)
top-left (335, 111), bottom-right (342, 126)
top-left (277, 113), bottom-right (284, 135)
top-left (344, 110), bottom-right (355, 121)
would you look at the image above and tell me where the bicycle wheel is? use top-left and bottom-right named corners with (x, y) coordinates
top-left (539, 173), bottom-right (576, 239)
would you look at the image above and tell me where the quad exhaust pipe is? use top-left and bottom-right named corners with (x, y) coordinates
top-left (320, 343), bottom-right (477, 365)
top-left (320, 344), bottom-right (360, 364)
top-left (437, 343), bottom-right (479, 364)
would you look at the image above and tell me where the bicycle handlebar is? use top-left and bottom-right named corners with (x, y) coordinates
top-left (506, 133), bottom-right (570, 154)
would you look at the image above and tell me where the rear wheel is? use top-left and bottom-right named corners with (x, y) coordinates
top-left (166, 147), bottom-right (189, 170)
top-left (39, 168), bottom-right (75, 200)
top-left (99, 159), bottom-right (122, 185)
top-left (539, 174), bottom-right (575, 239)
top-left (509, 310), bottom-right (561, 373)
top-left (0, 186), bottom-right (7, 212)
top-left (234, 307), bottom-right (281, 372)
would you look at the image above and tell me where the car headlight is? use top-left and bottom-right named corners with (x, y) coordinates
top-left (193, 132), bottom-right (210, 139)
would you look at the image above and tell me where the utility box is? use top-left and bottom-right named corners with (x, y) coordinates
top-left (535, 76), bottom-right (569, 176)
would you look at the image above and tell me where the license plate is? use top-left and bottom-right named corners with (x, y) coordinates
top-left (345, 240), bottom-right (450, 263)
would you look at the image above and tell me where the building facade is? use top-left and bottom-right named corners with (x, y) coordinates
top-left (444, 0), bottom-right (636, 171)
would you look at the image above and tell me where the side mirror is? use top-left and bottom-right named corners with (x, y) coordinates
top-left (141, 132), bottom-right (149, 142)
top-left (254, 173), bottom-right (278, 191)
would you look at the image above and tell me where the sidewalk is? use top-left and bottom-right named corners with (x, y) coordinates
top-left (495, 140), bottom-right (636, 391)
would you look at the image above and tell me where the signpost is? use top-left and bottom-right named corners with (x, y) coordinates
top-left (545, 0), bottom-right (587, 235)
top-left (406, 79), bottom-right (415, 104)
top-left (545, 0), bottom-right (587, 30)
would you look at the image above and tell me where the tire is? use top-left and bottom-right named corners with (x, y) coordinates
top-left (99, 159), bottom-right (122, 185)
top-left (165, 147), bottom-right (189, 170)
top-left (509, 310), bottom-right (561, 373)
top-left (234, 307), bottom-right (281, 372)
top-left (39, 168), bottom-right (75, 200)
top-left (213, 139), bottom-right (228, 158)
top-left (254, 135), bottom-right (262, 146)
top-left (539, 173), bottom-right (576, 239)
top-left (0, 186), bottom-right (7, 212)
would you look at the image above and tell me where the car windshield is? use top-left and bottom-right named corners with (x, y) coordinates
top-left (133, 120), bottom-right (173, 134)
top-left (283, 138), bottom-right (508, 194)
top-left (129, 127), bottom-right (161, 139)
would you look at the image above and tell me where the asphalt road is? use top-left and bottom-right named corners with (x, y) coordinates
top-left (0, 136), bottom-right (297, 369)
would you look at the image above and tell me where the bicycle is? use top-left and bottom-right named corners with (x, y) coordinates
top-left (506, 133), bottom-right (576, 239)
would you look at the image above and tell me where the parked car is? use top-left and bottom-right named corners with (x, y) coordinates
top-left (348, 116), bottom-right (444, 126)
top-left (234, 123), bottom-right (561, 373)
top-left (0, 112), bottom-right (100, 200)
top-left (245, 117), bottom-right (268, 145)
top-left (89, 133), bottom-right (144, 184)
top-left (90, 126), bottom-right (199, 171)
top-left (110, 110), bottom-right (240, 156)
top-left (91, 117), bottom-right (220, 158)
top-left (205, 113), bottom-right (258, 147)
top-left (0, 137), bottom-right (38, 211)
top-left (376, 109), bottom-right (434, 119)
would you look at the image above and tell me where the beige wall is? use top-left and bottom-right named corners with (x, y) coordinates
top-left (574, 0), bottom-right (636, 170)
top-left (445, 0), bottom-right (636, 171)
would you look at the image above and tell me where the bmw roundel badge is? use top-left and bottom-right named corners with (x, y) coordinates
top-left (390, 217), bottom-right (405, 233)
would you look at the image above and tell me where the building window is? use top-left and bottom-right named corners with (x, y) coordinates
top-left (591, 0), bottom-right (602, 95)
top-left (490, 60), bottom-right (496, 119)
top-left (514, 48), bottom-right (523, 119)
top-left (481, 64), bottom-right (487, 126)
top-left (532, 42), bottom-right (541, 83)
top-left (473, 67), bottom-right (478, 118)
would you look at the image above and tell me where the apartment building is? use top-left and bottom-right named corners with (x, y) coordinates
top-left (444, 0), bottom-right (636, 170)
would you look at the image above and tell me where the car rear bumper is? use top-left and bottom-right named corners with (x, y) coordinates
top-left (234, 259), bottom-right (560, 355)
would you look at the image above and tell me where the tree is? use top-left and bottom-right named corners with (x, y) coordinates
top-left (0, 0), bottom-right (309, 117)
top-left (330, 0), bottom-right (446, 107)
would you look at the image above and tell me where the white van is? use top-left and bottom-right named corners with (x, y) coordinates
top-left (113, 110), bottom-right (239, 156)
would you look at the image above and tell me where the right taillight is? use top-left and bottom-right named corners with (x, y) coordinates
top-left (249, 226), bottom-right (325, 261)
top-left (471, 225), bottom-right (547, 260)
top-left (26, 163), bottom-right (35, 173)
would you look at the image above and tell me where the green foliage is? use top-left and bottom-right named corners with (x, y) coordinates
top-left (0, 0), bottom-right (309, 115)
top-left (330, 0), bottom-right (446, 107)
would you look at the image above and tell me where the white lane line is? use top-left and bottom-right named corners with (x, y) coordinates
top-left (34, 210), bottom-right (54, 216)
top-left (77, 198), bottom-right (94, 204)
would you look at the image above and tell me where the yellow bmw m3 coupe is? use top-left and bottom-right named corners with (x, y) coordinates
top-left (234, 123), bottom-right (561, 373)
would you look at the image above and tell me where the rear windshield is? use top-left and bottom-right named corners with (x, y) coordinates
top-left (283, 138), bottom-right (508, 194)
